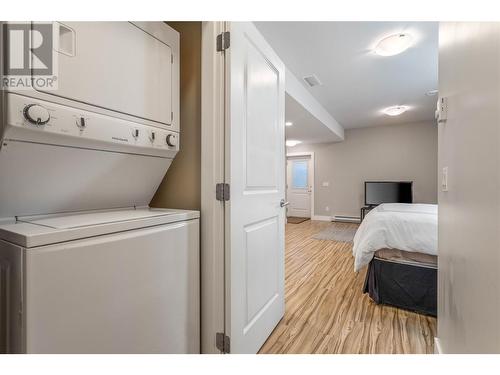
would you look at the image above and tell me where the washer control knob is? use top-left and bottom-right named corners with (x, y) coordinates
top-left (166, 134), bottom-right (177, 147)
top-left (132, 128), bottom-right (139, 138)
top-left (23, 104), bottom-right (50, 125)
top-left (150, 131), bottom-right (156, 142)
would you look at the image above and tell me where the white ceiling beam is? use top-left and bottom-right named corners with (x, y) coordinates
top-left (285, 67), bottom-right (344, 141)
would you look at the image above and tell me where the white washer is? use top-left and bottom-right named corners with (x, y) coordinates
top-left (0, 208), bottom-right (199, 353)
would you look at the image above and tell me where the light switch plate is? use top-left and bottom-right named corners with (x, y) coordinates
top-left (322, 182), bottom-right (329, 187)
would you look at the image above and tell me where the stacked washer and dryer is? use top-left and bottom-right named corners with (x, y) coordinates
top-left (0, 22), bottom-right (200, 353)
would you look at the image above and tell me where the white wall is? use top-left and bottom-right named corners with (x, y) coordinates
top-left (290, 121), bottom-right (438, 218)
top-left (437, 22), bottom-right (500, 353)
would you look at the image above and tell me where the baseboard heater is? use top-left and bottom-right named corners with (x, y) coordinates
top-left (333, 215), bottom-right (361, 223)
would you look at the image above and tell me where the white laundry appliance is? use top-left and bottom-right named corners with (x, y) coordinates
top-left (0, 22), bottom-right (200, 353)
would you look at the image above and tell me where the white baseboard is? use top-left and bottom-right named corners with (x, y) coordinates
top-left (311, 215), bottom-right (332, 222)
top-left (434, 337), bottom-right (443, 354)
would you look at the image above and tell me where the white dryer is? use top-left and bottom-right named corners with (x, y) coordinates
top-left (0, 22), bottom-right (199, 353)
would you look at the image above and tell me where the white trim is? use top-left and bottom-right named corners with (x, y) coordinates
top-left (200, 21), bottom-right (226, 354)
top-left (286, 151), bottom-right (315, 219)
top-left (312, 215), bottom-right (332, 222)
top-left (434, 337), bottom-right (443, 354)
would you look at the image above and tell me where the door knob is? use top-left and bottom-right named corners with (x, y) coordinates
top-left (280, 199), bottom-right (290, 208)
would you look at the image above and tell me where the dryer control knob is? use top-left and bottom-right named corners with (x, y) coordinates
top-left (23, 104), bottom-right (50, 125)
top-left (166, 134), bottom-right (177, 147)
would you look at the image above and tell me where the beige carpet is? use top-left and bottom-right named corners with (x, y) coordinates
top-left (312, 222), bottom-right (358, 242)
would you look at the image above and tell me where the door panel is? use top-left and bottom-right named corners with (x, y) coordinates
top-left (34, 22), bottom-right (172, 125)
top-left (227, 22), bottom-right (285, 353)
top-left (244, 217), bottom-right (279, 331)
top-left (245, 41), bottom-right (279, 189)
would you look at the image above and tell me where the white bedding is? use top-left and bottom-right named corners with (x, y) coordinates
top-left (352, 203), bottom-right (438, 271)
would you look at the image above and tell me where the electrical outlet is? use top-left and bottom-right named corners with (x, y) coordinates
top-left (322, 182), bottom-right (329, 187)
top-left (442, 167), bottom-right (448, 191)
top-left (325, 206), bottom-right (330, 212)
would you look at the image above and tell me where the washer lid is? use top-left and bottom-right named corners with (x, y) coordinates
top-left (21, 208), bottom-right (178, 229)
top-left (0, 208), bottom-right (199, 248)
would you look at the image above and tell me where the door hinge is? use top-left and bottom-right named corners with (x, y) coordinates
top-left (216, 183), bottom-right (230, 201)
top-left (216, 332), bottom-right (230, 353)
top-left (216, 31), bottom-right (230, 52)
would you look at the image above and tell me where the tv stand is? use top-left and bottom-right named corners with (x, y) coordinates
top-left (360, 205), bottom-right (376, 222)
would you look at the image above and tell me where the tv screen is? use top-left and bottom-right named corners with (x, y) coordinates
top-left (365, 181), bottom-right (413, 206)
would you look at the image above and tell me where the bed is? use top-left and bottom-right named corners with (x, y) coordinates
top-left (352, 203), bottom-right (438, 316)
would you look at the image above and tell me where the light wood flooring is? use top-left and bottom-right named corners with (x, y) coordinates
top-left (259, 220), bottom-right (437, 354)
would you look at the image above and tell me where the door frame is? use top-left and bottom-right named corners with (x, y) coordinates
top-left (201, 21), bottom-right (286, 354)
top-left (286, 151), bottom-right (315, 219)
top-left (200, 21), bottom-right (226, 354)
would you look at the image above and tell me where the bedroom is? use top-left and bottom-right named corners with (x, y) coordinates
top-left (253, 22), bottom-right (439, 354)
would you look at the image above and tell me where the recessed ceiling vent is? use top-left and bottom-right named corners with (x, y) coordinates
top-left (303, 74), bottom-right (322, 88)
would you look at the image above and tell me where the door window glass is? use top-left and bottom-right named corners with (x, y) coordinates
top-left (292, 160), bottom-right (308, 189)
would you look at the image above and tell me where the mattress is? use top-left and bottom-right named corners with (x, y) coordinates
top-left (374, 248), bottom-right (437, 268)
top-left (352, 203), bottom-right (438, 271)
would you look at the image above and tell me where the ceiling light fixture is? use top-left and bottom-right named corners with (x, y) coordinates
top-left (382, 105), bottom-right (409, 116)
top-left (286, 140), bottom-right (302, 147)
top-left (285, 121), bottom-right (293, 127)
top-left (374, 33), bottom-right (413, 56)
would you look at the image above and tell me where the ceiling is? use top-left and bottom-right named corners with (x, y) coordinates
top-left (285, 93), bottom-right (340, 143)
top-left (255, 22), bottom-right (439, 129)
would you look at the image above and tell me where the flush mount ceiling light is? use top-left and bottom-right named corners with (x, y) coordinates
top-left (382, 105), bottom-right (409, 116)
top-left (286, 140), bottom-right (302, 147)
top-left (374, 33), bottom-right (413, 56)
top-left (285, 121), bottom-right (293, 127)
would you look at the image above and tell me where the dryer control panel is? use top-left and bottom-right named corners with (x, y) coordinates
top-left (3, 93), bottom-right (179, 159)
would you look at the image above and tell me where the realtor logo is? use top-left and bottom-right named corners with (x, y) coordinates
top-left (2, 22), bottom-right (58, 90)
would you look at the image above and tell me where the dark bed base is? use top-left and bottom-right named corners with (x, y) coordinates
top-left (363, 257), bottom-right (437, 317)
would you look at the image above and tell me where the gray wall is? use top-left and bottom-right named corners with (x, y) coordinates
top-left (290, 120), bottom-right (438, 218)
top-left (437, 22), bottom-right (500, 353)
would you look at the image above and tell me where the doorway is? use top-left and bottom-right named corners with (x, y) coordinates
top-left (286, 152), bottom-right (314, 221)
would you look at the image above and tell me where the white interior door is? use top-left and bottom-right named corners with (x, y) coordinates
top-left (226, 22), bottom-right (285, 353)
top-left (286, 157), bottom-right (312, 218)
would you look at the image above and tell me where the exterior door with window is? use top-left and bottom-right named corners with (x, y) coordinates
top-left (286, 156), bottom-right (312, 218)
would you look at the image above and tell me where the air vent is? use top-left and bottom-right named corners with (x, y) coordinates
top-left (303, 74), bottom-right (322, 87)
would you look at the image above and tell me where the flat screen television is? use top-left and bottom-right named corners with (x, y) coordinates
top-left (364, 181), bottom-right (413, 206)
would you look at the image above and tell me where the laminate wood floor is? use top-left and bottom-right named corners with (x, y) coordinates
top-left (259, 220), bottom-right (437, 354)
